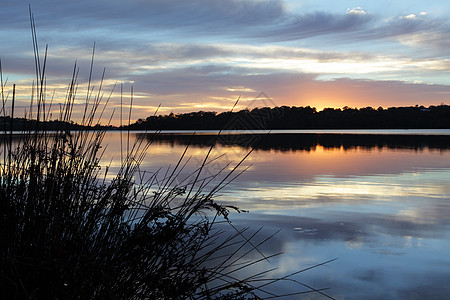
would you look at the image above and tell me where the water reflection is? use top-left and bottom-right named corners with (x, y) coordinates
top-left (139, 132), bottom-right (450, 151)
top-left (102, 132), bottom-right (450, 299)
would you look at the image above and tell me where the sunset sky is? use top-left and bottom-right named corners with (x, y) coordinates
top-left (1, 0), bottom-right (450, 123)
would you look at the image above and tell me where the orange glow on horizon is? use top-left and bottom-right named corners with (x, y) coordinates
top-left (267, 79), bottom-right (448, 112)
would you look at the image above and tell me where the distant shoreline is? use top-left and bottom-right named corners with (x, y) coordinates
top-left (2, 105), bottom-right (450, 131)
top-left (126, 105), bottom-right (450, 130)
top-left (3, 129), bottom-right (450, 135)
top-left (126, 129), bottom-right (450, 135)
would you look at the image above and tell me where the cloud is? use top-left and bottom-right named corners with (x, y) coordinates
top-left (2, 1), bottom-right (441, 44)
top-left (396, 29), bottom-right (450, 53)
top-left (355, 12), bottom-right (448, 43)
top-left (20, 43), bottom-right (382, 82)
top-left (10, 0), bottom-right (285, 33)
top-left (250, 11), bottom-right (373, 42)
top-left (401, 14), bottom-right (418, 20)
top-left (2, 0), bottom-right (449, 56)
top-left (104, 64), bottom-right (450, 117)
top-left (346, 7), bottom-right (368, 16)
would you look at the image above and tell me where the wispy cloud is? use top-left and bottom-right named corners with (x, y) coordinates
top-left (3, 1), bottom-right (447, 44)
top-left (346, 7), bottom-right (368, 16)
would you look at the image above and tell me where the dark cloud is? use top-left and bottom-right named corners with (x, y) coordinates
top-left (120, 69), bottom-right (309, 111)
top-left (140, 67), bottom-right (448, 99)
top-left (2, 1), bottom-right (449, 72)
top-left (7, 0), bottom-right (285, 33)
top-left (364, 14), bottom-right (439, 38)
top-left (2, 0), bottom-right (448, 46)
top-left (253, 11), bottom-right (374, 41)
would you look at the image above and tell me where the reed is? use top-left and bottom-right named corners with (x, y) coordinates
top-left (0, 10), bottom-right (335, 300)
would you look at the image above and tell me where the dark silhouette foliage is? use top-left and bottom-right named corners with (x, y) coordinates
top-left (127, 105), bottom-right (450, 130)
top-left (139, 132), bottom-right (450, 152)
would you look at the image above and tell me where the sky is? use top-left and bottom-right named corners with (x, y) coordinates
top-left (1, 0), bottom-right (450, 124)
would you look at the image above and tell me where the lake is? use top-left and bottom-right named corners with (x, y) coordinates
top-left (102, 130), bottom-right (450, 299)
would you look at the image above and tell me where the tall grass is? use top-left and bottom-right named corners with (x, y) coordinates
top-left (0, 11), bottom-right (335, 299)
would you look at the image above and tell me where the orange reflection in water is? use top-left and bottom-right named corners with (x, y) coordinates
top-left (243, 145), bottom-right (450, 183)
top-left (101, 132), bottom-right (450, 182)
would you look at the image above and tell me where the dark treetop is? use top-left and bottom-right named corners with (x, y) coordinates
top-left (127, 105), bottom-right (450, 130)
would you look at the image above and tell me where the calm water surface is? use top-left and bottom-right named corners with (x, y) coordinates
top-left (103, 130), bottom-right (450, 299)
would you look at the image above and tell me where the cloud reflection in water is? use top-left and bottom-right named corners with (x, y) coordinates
top-left (102, 132), bottom-right (450, 299)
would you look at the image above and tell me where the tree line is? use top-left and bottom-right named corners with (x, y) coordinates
top-left (2, 104), bottom-right (449, 131)
top-left (127, 105), bottom-right (450, 130)
top-left (0, 116), bottom-right (114, 132)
